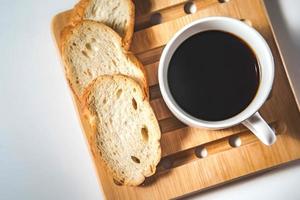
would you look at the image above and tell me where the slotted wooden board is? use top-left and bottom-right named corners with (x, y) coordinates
top-left (52, 0), bottom-right (300, 199)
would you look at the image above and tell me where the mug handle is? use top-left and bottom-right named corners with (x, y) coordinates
top-left (242, 112), bottom-right (276, 145)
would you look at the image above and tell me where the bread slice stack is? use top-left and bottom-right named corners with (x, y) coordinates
top-left (61, 0), bottom-right (161, 186)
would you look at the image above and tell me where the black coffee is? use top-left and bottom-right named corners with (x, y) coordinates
top-left (168, 30), bottom-right (259, 121)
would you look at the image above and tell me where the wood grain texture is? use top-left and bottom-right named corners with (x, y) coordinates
top-left (52, 0), bottom-right (300, 199)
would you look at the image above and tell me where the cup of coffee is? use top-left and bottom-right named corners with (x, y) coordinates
top-left (158, 17), bottom-right (276, 145)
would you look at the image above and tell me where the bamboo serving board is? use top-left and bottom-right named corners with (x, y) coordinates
top-left (52, 0), bottom-right (300, 199)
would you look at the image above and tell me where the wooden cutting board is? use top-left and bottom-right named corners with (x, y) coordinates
top-left (52, 0), bottom-right (300, 199)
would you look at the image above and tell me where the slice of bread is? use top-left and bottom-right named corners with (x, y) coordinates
top-left (72, 0), bottom-right (134, 49)
top-left (61, 20), bottom-right (147, 98)
top-left (83, 75), bottom-right (161, 186)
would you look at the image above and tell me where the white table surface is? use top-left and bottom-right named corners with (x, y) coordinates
top-left (0, 0), bottom-right (299, 199)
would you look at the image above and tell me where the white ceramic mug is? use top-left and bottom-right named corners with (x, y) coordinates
top-left (158, 17), bottom-right (276, 145)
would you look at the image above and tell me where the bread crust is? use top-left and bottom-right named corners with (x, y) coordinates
top-left (82, 75), bottom-right (161, 186)
top-left (71, 0), bottom-right (135, 50)
top-left (60, 20), bottom-right (149, 100)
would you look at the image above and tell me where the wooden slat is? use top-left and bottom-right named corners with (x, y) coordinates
top-left (156, 121), bottom-right (285, 172)
top-left (145, 62), bottom-right (159, 86)
top-left (160, 123), bottom-right (246, 157)
top-left (135, 0), bottom-right (187, 16)
top-left (159, 117), bottom-right (187, 134)
top-left (150, 98), bottom-right (172, 120)
top-left (135, 0), bottom-right (218, 31)
top-left (135, 46), bottom-right (164, 65)
top-left (149, 84), bottom-right (161, 99)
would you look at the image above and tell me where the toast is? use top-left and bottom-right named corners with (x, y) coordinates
top-left (61, 20), bottom-right (147, 98)
top-left (83, 75), bottom-right (161, 186)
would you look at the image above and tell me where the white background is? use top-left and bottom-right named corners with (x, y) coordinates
top-left (0, 0), bottom-right (299, 199)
